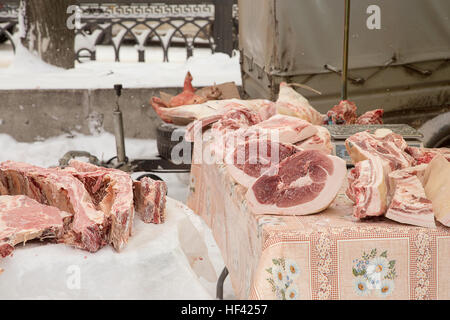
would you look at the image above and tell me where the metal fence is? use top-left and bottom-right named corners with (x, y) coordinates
top-left (0, 0), bottom-right (238, 63)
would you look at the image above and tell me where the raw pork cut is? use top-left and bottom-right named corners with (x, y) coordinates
top-left (133, 177), bottom-right (167, 224)
top-left (405, 146), bottom-right (450, 164)
top-left (345, 129), bottom-right (415, 170)
top-left (0, 161), bottom-right (106, 252)
top-left (346, 157), bottom-right (388, 219)
top-left (325, 100), bottom-right (357, 124)
top-left (423, 155), bottom-right (450, 226)
top-left (295, 126), bottom-right (333, 154)
top-left (386, 165), bottom-right (435, 228)
top-left (227, 139), bottom-right (299, 188)
top-left (0, 195), bottom-right (72, 258)
top-left (65, 160), bottom-right (134, 252)
top-left (245, 150), bottom-right (346, 215)
top-left (276, 82), bottom-right (324, 125)
top-left (254, 114), bottom-right (317, 144)
top-left (184, 99), bottom-right (276, 141)
top-left (356, 109), bottom-right (384, 125)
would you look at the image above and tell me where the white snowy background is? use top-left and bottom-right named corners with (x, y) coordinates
top-left (0, 40), bottom-right (239, 299)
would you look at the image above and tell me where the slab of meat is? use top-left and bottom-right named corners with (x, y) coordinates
top-left (345, 129), bottom-right (415, 170)
top-left (325, 100), bottom-right (358, 124)
top-left (226, 139), bottom-right (299, 188)
top-left (0, 161), bottom-right (106, 252)
top-left (253, 114), bottom-right (317, 144)
top-left (295, 126), bottom-right (333, 154)
top-left (0, 195), bottom-right (72, 258)
top-left (245, 149), bottom-right (346, 215)
top-left (133, 177), bottom-right (167, 224)
top-left (405, 146), bottom-right (450, 164)
top-left (346, 157), bottom-right (388, 219)
top-left (356, 109), bottom-right (384, 125)
top-left (424, 155), bottom-right (450, 227)
top-left (276, 82), bottom-right (324, 125)
top-left (385, 165), bottom-right (435, 228)
top-left (65, 160), bottom-right (134, 252)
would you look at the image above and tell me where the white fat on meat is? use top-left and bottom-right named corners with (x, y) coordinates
top-left (346, 157), bottom-right (388, 219)
top-left (245, 149), bottom-right (346, 215)
top-left (253, 114), bottom-right (318, 144)
top-left (295, 126), bottom-right (333, 154)
top-left (386, 164), bottom-right (435, 228)
top-left (276, 82), bottom-right (324, 125)
top-left (0, 195), bottom-right (72, 258)
top-left (226, 139), bottom-right (299, 188)
top-left (423, 155), bottom-right (450, 227)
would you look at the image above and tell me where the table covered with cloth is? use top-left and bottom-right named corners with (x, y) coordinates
top-left (187, 160), bottom-right (450, 300)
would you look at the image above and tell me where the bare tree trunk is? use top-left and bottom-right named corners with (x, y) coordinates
top-left (20, 0), bottom-right (75, 69)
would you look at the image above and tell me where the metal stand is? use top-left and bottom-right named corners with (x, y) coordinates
top-left (216, 267), bottom-right (229, 300)
top-left (341, 0), bottom-right (351, 101)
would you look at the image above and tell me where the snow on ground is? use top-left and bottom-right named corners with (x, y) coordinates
top-left (0, 132), bottom-right (235, 299)
top-left (0, 43), bottom-right (242, 89)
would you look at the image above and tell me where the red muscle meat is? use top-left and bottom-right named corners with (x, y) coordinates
top-left (169, 72), bottom-right (207, 107)
top-left (0, 195), bottom-right (72, 258)
top-left (245, 149), bottom-right (346, 215)
top-left (133, 177), bottom-right (167, 224)
top-left (65, 160), bottom-right (134, 252)
top-left (326, 100), bottom-right (358, 124)
top-left (227, 139), bottom-right (299, 188)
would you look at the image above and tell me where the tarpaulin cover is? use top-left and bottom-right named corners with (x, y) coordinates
top-left (239, 0), bottom-right (450, 75)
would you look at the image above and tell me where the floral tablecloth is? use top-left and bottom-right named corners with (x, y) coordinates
top-left (187, 160), bottom-right (450, 300)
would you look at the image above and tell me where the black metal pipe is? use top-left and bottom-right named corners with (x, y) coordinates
top-left (341, 0), bottom-right (351, 100)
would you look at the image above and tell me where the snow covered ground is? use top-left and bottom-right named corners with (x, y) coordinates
top-left (0, 132), bottom-right (236, 299)
top-left (0, 43), bottom-right (242, 89)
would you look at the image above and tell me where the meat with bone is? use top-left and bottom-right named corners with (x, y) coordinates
top-left (0, 161), bottom-right (106, 252)
top-left (423, 155), bottom-right (450, 227)
top-left (295, 126), bottom-right (333, 154)
top-left (346, 157), bottom-right (388, 219)
top-left (253, 114), bottom-right (318, 144)
top-left (226, 139), bottom-right (299, 188)
top-left (385, 164), bottom-right (435, 228)
top-left (0, 195), bottom-right (72, 258)
top-left (325, 100), bottom-right (358, 125)
top-left (276, 82), bottom-right (324, 125)
top-left (133, 177), bottom-right (167, 224)
top-left (184, 99), bottom-right (276, 142)
top-left (345, 129), bottom-right (415, 170)
top-left (405, 146), bottom-right (450, 164)
top-left (65, 160), bottom-right (134, 252)
top-left (245, 149), bottom-right (346, 215)
top-left (356, 109), bottom-right (384, 125)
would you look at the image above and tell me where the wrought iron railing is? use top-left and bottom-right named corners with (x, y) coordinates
top-left (0, 0), bottom-right (238, 63)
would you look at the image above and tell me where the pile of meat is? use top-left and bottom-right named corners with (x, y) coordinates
top-left (0, 160), bottom-right (167, 266)
top-left (185, 83), bottom-right (347, 216)
top-left (151, 80), bottom-right (384, 127)
top-left (325, 100), bottom-right (384, 125)
top-left (345, 129), bottom-right (450, 228)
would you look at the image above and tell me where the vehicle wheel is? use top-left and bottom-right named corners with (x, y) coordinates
top-left (419, 112), bottom-right (450, 148)
top-left (156, 123), bottom-right (191, 161)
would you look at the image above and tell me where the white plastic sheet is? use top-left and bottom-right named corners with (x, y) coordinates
top-left (0, 198), bottom-right (230, 299)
